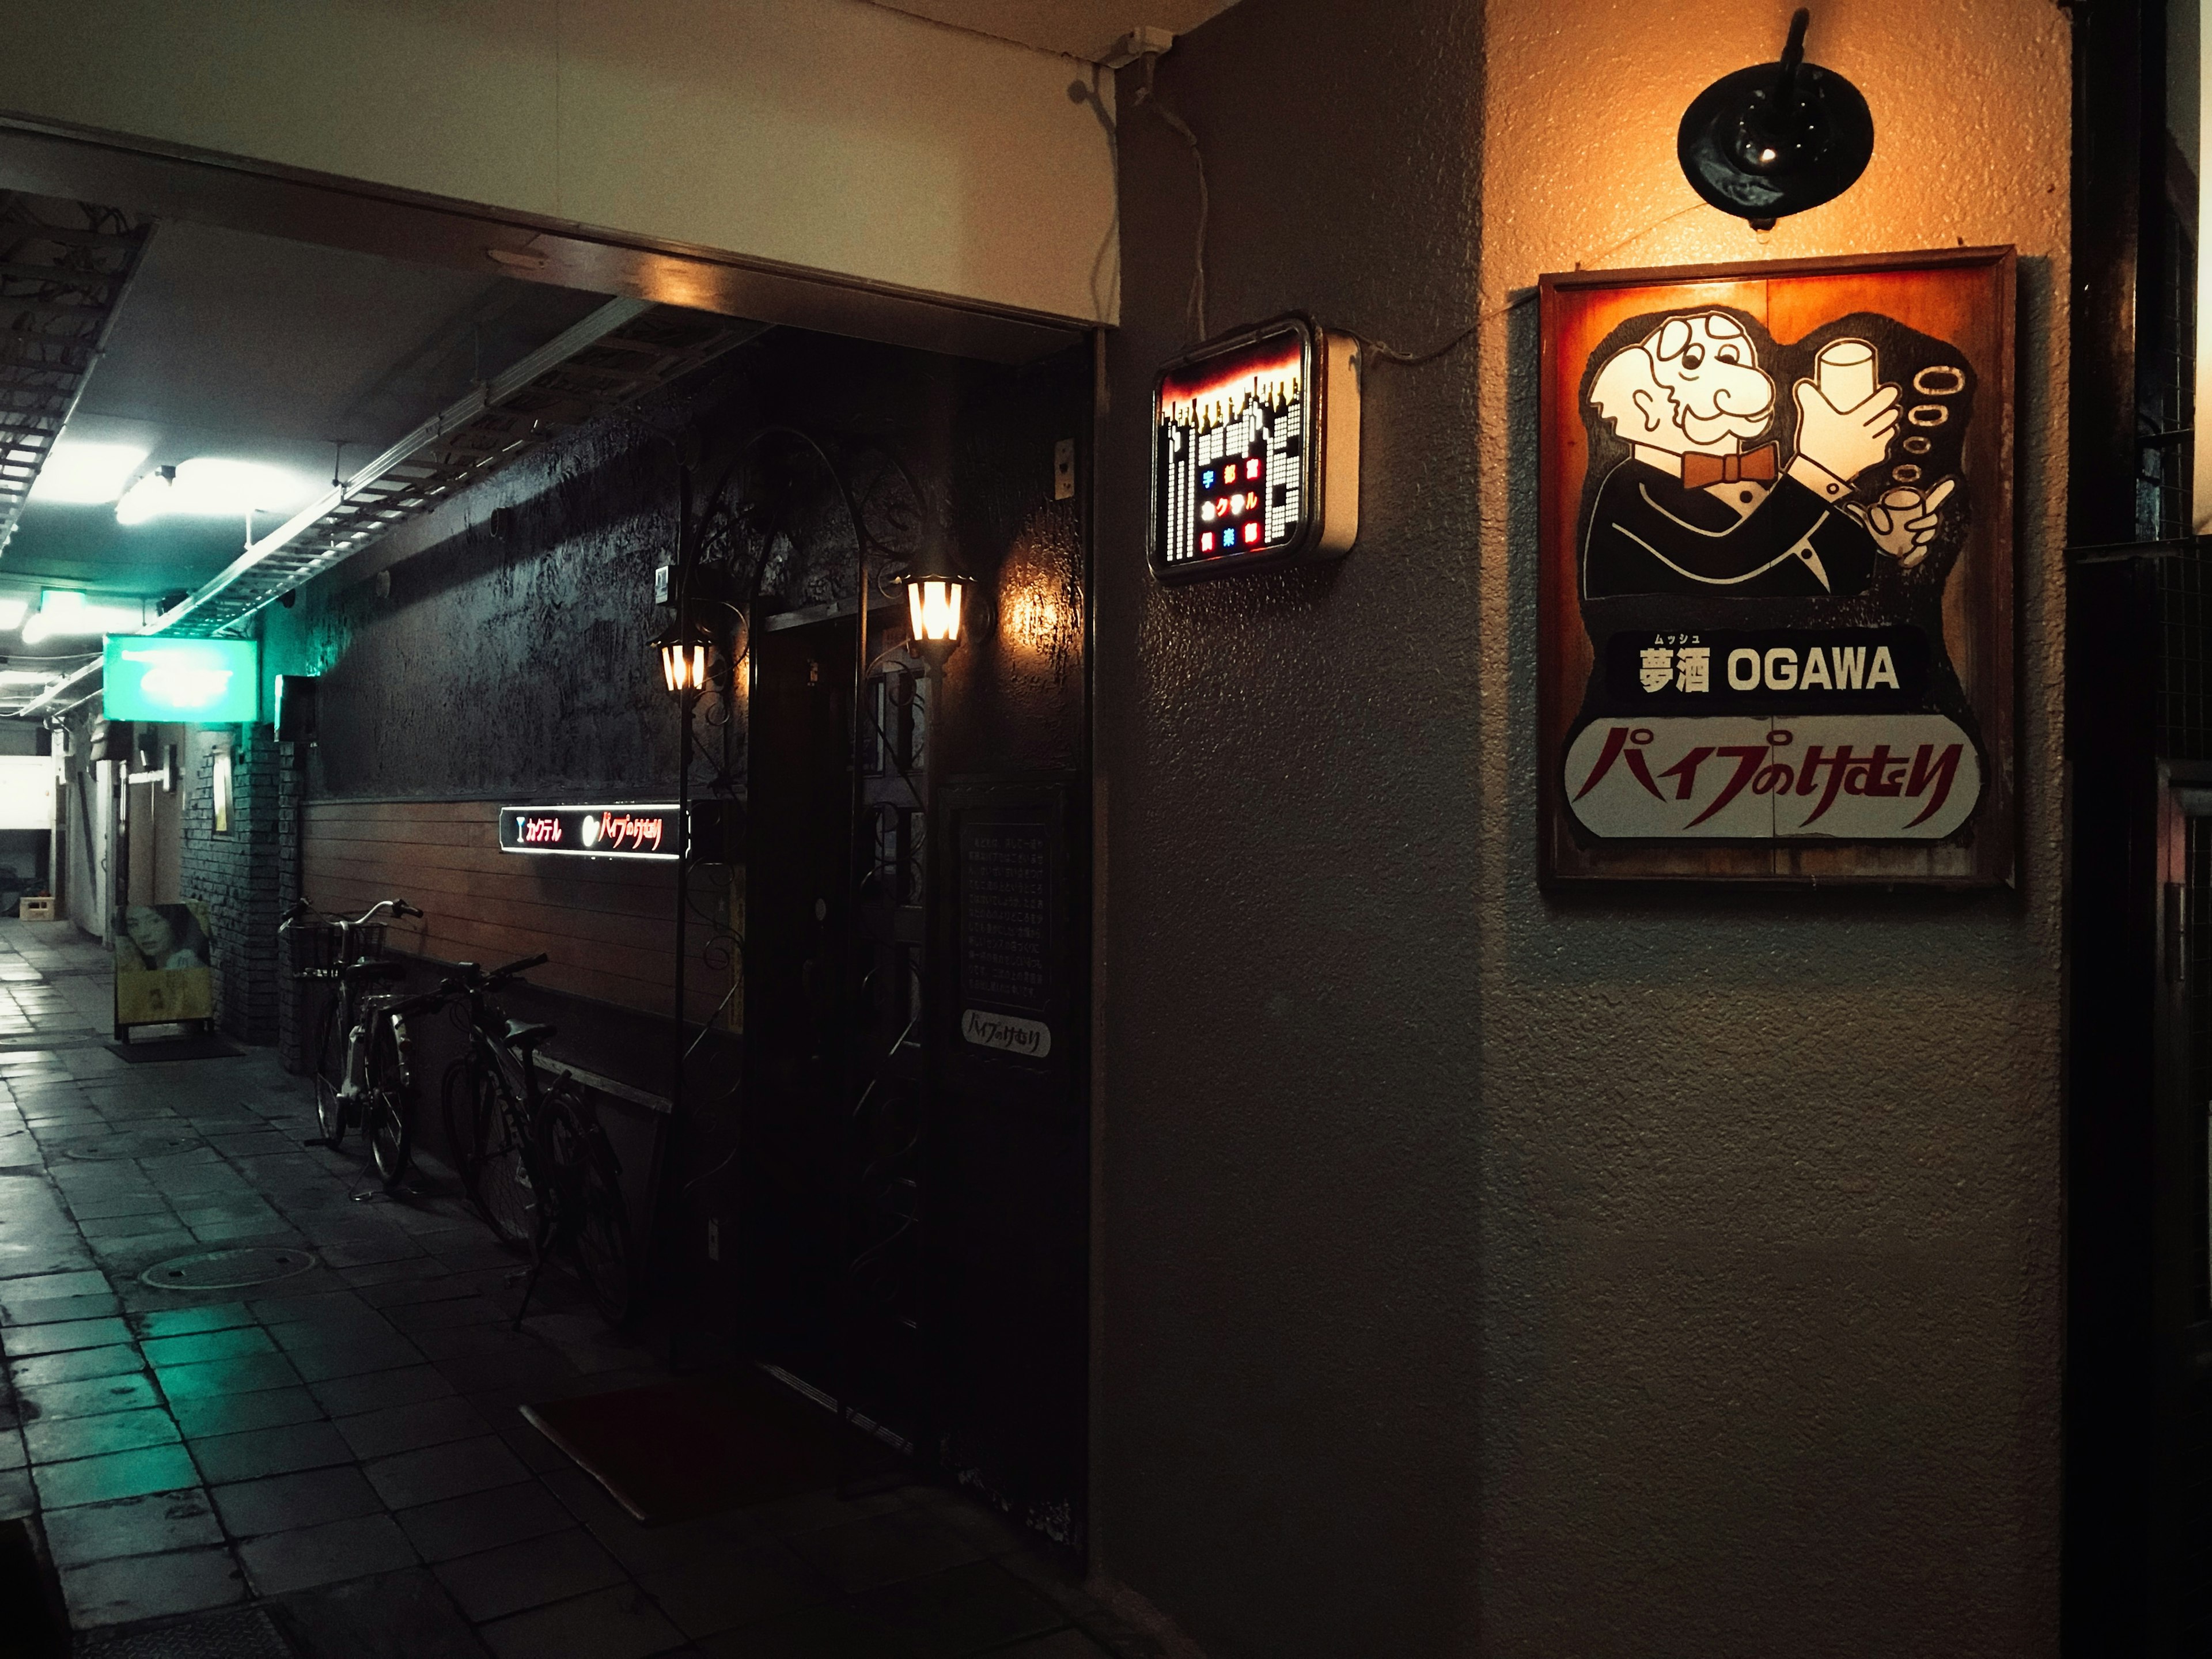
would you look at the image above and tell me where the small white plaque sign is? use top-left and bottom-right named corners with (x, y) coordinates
top-left (962, 1009), bottom-right (1051, 1059)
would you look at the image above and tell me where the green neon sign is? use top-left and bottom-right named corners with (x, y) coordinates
top-left (103, 638), bottom-right (259, 724)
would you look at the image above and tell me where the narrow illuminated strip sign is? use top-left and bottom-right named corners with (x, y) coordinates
top-left (498, 804), bottom-right (678, 860)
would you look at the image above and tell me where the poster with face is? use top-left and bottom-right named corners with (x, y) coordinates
top-left (113, 900), bottom-right (214, 1026)
top-left (1537, 248), bottom-right (2015, 884)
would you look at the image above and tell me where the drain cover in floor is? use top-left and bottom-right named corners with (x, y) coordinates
top-left (74, 1603), bottom-right (294, 1657)
top-left (141, 1247), bottom-right (318, 1290)
top-left (66, 1130), bottom-right (204, 1161)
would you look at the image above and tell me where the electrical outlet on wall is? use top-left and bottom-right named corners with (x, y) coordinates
top-left (1055, 440), bottom-right (1077, 502)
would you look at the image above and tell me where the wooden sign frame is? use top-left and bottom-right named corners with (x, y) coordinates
top-left (1537, 247), bottom-right (2016, 886)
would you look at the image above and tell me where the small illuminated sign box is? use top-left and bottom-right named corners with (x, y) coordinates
top-left (495, 800), bottom-right (741, 863)
top-left (499, 805), bottom-right (679, 861)
top-left (1150, 314), bottom-right (1361, 582)
top-left (103, 638), bottom-right (259, 724)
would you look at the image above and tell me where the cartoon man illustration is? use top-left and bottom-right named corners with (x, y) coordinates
top-left (1582, 312), bottom-right (1952, 599)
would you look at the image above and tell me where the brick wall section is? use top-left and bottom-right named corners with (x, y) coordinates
top-left (275, 737), bottom-right (308, 1071)
top-left (179, 723), bottom-right (282, 1044)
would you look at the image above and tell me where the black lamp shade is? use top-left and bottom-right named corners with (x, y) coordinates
top-left (1677, 11), bottom-right (1873, 229)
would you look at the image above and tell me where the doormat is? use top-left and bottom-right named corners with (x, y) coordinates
top-left (73, 1604), bottom-right (295, 1657)
top-left (104, 1035), bottom-right (247, 1065)
top-left (521, 1369), bottom-right (906, 1525)
top-left (0, 1516), bottom-right (67, 1658)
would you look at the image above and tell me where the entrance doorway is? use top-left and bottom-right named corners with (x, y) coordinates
top-left (745, 581), bottom-right (1092, 1546)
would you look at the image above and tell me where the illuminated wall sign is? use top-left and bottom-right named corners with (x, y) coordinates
top-left (498, 804), bottom-right (678, 860)
top-left (1537, 247), bottom-right (2016, 885)
top-left (103, 638), bottom-right (259, 724)
top-left (1150, 314), bottom-right (1361, 582)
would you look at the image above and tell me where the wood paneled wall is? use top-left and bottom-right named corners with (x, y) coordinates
top-left (303, 799), bottom-right (735, 1025)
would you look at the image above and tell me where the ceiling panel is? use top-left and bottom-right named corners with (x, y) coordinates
top-left (866, 0), bottom-right (1240, 62)
top-left (1, 218), bottom-right (605, 602)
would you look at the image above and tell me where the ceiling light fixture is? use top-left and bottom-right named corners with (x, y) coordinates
top-left (114, 466), bottom-right (175, 527)
top-left (22, 591), bottom-right (144, 645)
top-left (115, 458), bottom-right (316, 527)
top-left (27, 441), bottom-right (150, 506)
top-left (0, 600), bottom-right (27, 632)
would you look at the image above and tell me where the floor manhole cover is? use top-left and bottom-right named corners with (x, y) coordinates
top-left (67, 1130), bottom-right (204, 1161)
top-left (141, 1246), bottom-right (318, 1290)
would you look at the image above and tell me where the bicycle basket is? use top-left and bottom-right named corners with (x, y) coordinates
top-left (305, 921), bottom-right (388, 971)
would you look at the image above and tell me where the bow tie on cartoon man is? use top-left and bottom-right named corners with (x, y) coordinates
top-left (1581, 311), bottom-right (1952, 600)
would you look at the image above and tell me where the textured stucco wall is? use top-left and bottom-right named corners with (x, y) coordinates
top-left (1097, 1), bottom-right (1486, 1653)
top-left (1099, 1), bottom-right (2066, 1655)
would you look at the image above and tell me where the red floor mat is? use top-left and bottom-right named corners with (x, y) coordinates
top-left (521, 1369), bottom-right (904, 1524)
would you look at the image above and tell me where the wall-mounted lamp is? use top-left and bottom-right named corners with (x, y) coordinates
top-left (899, 534), bottom-right (974, 668)
top-left (1677, 9), bottom-right (1873, 232)
top-left (654, 617), bottom-right (716, 695)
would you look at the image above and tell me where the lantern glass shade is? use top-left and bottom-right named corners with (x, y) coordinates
top-left (907, 576), bottom-right (965, 645)
top-left (654, 622), bottom-right (715, 694)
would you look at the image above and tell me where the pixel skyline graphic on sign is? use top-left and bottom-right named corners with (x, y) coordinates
top-left (1154, 330), bottom-right (1306, 571)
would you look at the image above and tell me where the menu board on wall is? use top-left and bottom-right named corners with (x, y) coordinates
top-left (1537, 247), bottom-right (2016, 885)
top-left (956, 808), bottom-right (1058, 1063)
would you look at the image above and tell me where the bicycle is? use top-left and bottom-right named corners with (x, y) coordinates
top-left (435, 955), bottom-right (635, 1326)
top-left (281, 896), bottom-right (425, 1190)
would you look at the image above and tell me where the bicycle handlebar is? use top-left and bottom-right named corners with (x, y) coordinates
top-left (488, 952), bottom-right (550, 983)
top-left (280, 896), bottom-right (423, 929)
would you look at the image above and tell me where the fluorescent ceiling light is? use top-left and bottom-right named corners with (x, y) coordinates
top-left (0, 600), bottom-right (28, 632)
top-left (27, 440), bottom-right (150, 506)
top-left (23, 593), bottom-right (143, 644)
top-left (113, 468), bottom-right (171, 527)
top-left (0, 671), bottom-right (58, 686)
top-left (115, 457), bottom-right (316, 527)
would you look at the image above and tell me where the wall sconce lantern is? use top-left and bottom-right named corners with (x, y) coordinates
top-left (900, 534), bottom-right (974, 668)
top-left (654, 616), bottom-right (716, 695)
top-left (1677, 9), bottom-right (1873, 232)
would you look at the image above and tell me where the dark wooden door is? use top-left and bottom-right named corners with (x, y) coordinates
top-left (2154, 766), bottom-right (2212, 1646)
top-left (742, 614), bottom-right (861, 1400)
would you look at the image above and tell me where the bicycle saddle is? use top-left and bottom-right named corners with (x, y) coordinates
top-left (504, 1020), bottom-right (558, 1052)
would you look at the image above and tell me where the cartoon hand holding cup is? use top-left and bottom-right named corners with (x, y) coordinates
top-left (1797, 338), bottom-right (1953, 567)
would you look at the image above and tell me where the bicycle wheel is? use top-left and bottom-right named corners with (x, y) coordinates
top-left (312, 995), bottom-right (347, 1147)
top-left (473, 1070), bottom-right (540, 1251)
top-left (548, 1090), bottom-right (635, 1325)
top-left (363, 1013), bottom-right (414, 1190)
top-left (440, 1058), bottom-right (484, 1205)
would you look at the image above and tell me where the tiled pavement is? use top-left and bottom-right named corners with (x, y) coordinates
top-left (0, 921), bottom-right (1150, 1658)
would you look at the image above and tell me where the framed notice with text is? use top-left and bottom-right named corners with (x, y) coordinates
top-left (1538, 247), bottom-right (2016, 885)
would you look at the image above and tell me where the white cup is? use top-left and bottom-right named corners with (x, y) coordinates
top-left (1816, 339), bottom-right (1878, 412)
